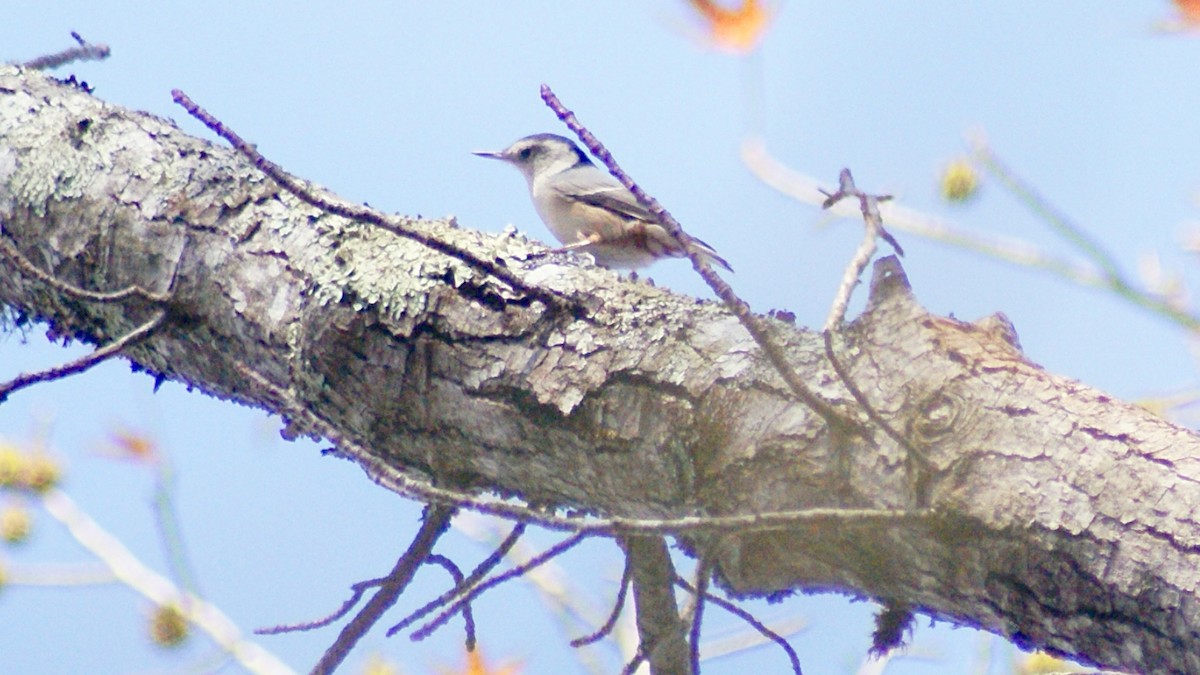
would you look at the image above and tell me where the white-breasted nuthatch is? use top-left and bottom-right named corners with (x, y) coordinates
top-left (474, 134), bottom-right (733, 271)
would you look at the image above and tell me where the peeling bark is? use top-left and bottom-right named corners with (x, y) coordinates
top-left (2, 66), bottom-right (1198, 672)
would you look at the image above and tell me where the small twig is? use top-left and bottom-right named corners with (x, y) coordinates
top-left (386, 522), bottom-right (526, 637)
top-left (238, 363), bottom-right (927, 538)
top-left (255, 577), bottom-right (386, 635)
top-left (570, 554), bottom-right (633, 647)
top-left (0, 234), bottom-right (171, 304)
top-left (310, 504), bottom-right (455, 675)
top-left (818, 169), bottom-right (899, 330)
top-left (170, 89), bottom-right (574, 314)
top-left (22, 32), bottom-right (110, 70)
top-left (424, 555), bottom-right (477, 651)
top-left (620, 651), bottom-right (648, 675)
top-left (0, 310), bottom-right (166, 403)
top-left (742, 137), bottom-right (1200, 332)
top-left (675, 575), bottom-right (803, 675)
top-left (540, 84), bottom-right (869, 440)
top-left (822, 331), bottom-right (927, 490)
top-left (409, 533), bottom-right (587, 642)
top-left (686, 558), bottom-right (713, 675)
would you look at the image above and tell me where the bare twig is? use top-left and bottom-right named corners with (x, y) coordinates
top-left (310, 504), bottom-right (455, 675)
top-left (342, 433), bottom-right (926, 534)
top-left (620, 650), bottom-right (648, 675)
top-left (742, 137), bottom-right (1200, 332)
top-left (22, 32), bottom-right (110, 70)
top-left (170, 89), bottom-right (574, 313)
top-left (237, 363), bottom-right (927, 540)
top-left (822, 332), bottom-right (929, 505)
top-left (818, 168), bottom-right (899, 330)
top-left (686, 558), bottom-right (712, 675)
top-left (0, 234), bottom-right (171, 304)
top-left (570, 555), bottom-right (633, 647)
top-left (675, 575), bottom-right (803, 675)
top-left (424, 554), bottom-right (477, 651)
top-left (256, 577), bottom-right (386, 635)
top-left (0, 310), bottom-right (166, 403)
top-left (540, 84), bottom-right (869, 440)
top-left (408, 532), bottom-right (586, 642)
top-left (386, 522), bottom-right (526, 637)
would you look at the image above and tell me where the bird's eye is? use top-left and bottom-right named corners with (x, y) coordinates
top-left (517, 147), bottom-right (533, 160)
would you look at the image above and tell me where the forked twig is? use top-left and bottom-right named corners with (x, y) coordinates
top-left (310, 504), bottom-right (455, 675)
top-left (386, 522), bottom-right (527, 637)
top-left (818, 168), bottom-right (899, 330)
top-left (408, 533), bottom-right (586, 642)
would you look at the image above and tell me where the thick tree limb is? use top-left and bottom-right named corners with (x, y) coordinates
top-left (624, 535), bottom-right (690, 675)
top-left (2, 66), bottom-right (1198, 672)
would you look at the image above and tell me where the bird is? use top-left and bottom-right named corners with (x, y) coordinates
top-left (474, 133), bottom-right (733, 271)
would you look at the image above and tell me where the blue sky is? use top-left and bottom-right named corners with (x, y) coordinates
top-left (2, 2), bottom-right (1197, 673)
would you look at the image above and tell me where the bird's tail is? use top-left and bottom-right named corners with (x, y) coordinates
top-left (686, 235), bottom-right (734, 272)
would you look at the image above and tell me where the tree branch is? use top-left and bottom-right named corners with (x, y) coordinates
top-left (4, 65), bottom-right (1200, 672)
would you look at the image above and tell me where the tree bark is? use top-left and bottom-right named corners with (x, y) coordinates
top-left (3, 65), bottom-right (1198, 673)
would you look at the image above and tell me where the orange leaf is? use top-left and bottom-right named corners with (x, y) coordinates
top-left (435, 648), bottom-right (522, 675)
top-left (685, 0), bottom-right (775, 53)
top-left (1176, 0), bottom-right (1200, 23)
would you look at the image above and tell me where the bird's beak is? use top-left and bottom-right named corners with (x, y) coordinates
top-left (472, 150), bottom-right (504, 160)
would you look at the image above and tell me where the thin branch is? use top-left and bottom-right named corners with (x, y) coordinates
top-left (22, 32), bottom-right (110, 70)
top-left (969, 139), bottom-right (1121, 281)
top-left (686, 558), bottom-right (713, 675)
top-left (742, 137), bottom-right (1200, 332)
top-left (237, 363), bottom-right (928, 538)
top-left (570, 554), bottom-right (633, 647)
top-left (256, 577), bottom-right (387, 635)
top-left (0, 233), bottom-right (172, 304)
top-left (540, 84), bottom-right (870, 440)
top-left (822, 331), bottom-right (928, 503)
top-left (170, 89), bottom-right (574, 314)
top-left (336, 434), bottom-right (927, 535)
top-left (620, 651), bottom-right (648, 675)
top-left (817, 168), bottom-right (899, 330)
top-left (386, 522), bottom-right (526, 638)
top-left (40, 489), bottom-right (293, 675)
top-left (310, 504), bottom-right (455, 675)
top-left (424, 554), bottom-right (477, 651)
top-left (675, 575), bottom-right (803, 675)
top-left (343, 435), bottom-right (927, 534)
top-left (968, 137), bottom-right (1200, 331)
top-left (409, 533), bottom-right (587, 642)
top-left (740, 137), bottom-right (1101, 281)
top-left (0, 310), bottom-right (166, 403)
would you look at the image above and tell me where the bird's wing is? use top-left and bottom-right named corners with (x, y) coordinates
top-left (549, 172), bottom-right (656, 222)
top-left (549, 169), bottom-right (735, 272)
